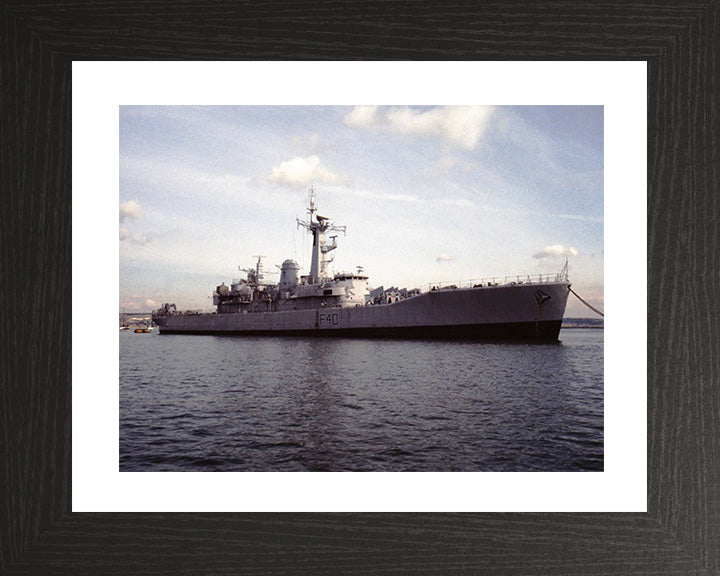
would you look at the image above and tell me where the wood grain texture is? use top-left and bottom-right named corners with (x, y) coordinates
top-left (1, 1), bottom-right (718, 574)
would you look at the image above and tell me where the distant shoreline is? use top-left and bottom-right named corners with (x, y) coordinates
top-left (562, 318), bottom-right (604, 329)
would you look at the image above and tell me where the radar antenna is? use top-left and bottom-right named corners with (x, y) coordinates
top-left (239, 255), bottom-right (277, 286)
top-left (296, 189), bottom-right (346, 283)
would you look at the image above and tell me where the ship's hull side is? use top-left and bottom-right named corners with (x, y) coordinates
top-left (161, 320), bottom-right (562, 340)
top-left (159, 282), bottom-right (570, 341)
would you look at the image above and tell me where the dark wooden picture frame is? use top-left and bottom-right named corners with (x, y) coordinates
top-left (2, 2), bottom-right (718, 574)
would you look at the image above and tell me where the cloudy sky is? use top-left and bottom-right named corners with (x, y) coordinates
top-left (119, 105), bottom-right (603, 316)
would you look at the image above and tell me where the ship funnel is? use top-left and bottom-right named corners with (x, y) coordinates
top-left (279, 259), bottom-right (300, 291)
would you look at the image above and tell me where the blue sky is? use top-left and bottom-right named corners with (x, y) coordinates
top-left (119, 105), bottom-right (603, 316)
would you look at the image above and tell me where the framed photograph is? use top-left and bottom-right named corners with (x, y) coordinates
top-left (77, 63), bottom-right (638, 514)
top-left (115, 102), bottom-right (607, 478)
top-left (3, 2), bottom-right (717, 574)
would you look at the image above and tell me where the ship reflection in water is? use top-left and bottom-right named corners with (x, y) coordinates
top-left (120, 329), bottom-right (603, 472)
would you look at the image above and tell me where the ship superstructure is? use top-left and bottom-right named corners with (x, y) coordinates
top-left (153, 190), bottom-right (571, 340)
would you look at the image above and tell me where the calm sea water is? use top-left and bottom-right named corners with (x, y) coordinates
top-left (120, 329), bottom-right (603, 472)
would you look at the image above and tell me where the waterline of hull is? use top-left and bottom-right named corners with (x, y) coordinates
top-left (160, 319), bottom-right (563, 341)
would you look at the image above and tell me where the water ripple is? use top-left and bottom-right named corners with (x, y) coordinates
top-left (120, 329), bottom-right (604, 471)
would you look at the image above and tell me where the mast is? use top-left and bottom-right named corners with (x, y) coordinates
top-left (296, 188), bottom-right (346, 284)
top-left (239, 255), bottom-right (270, 286)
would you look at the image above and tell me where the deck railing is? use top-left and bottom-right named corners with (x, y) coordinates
top-left (421, 270), bottom-right (569, 294)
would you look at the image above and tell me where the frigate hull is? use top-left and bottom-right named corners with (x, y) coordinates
top-left (158, 281), bottom-right (570, 341)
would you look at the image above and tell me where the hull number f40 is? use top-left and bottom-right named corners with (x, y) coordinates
top-left (319, 312), bottom-right (340, 326)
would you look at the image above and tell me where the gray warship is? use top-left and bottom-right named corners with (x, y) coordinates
top-left (152, 191), bottom-right (571, 340)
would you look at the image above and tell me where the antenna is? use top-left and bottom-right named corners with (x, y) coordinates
top-left (238, 255), bottom-right (275, 286)
top-left (308, 186), bottom-right (316, 220)
top-left (296, 188), bottom-right (346, 282)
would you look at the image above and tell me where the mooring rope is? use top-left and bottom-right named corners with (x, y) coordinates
top-left (568, 287), bottom-right (604, 317)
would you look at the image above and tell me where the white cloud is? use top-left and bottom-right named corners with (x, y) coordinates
top-left (120, 226), bottom-right (153, 245)
top-left (121, 155), bottom-right (270, 209)
top-left (433, 155), bottom-right (459, 175)
top-left (559, 213), bottom-right (603, 223)
top-left (119, 200), bottom-right (142, 221)
top-left (439, 197), bottom-right (476, 209)
top-left (344, 106), bottom-right (494, 149)
top-left (385, 106), bottom-right (494, 149)
top-left (533, 244), bottom-right (579, 259)
top-left (344, 105), bottom-right (378, 127)
top-left (435, 253), bottom-right (456, 263)
top-left (268, 155), bottom-right (349, 187)
top-left (292, 133), bottom-right (321, 151)
top-left (351, 188), bottom-right (419, 203)
top-left (145, 299), bottom-right (157, 308)
top-left (119, 227), bottom-right (133, 242)
top-left (120, 299), bottom-right (140, 311)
